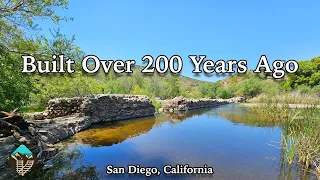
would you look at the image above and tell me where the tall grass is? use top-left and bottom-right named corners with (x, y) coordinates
top-left (282, 117), bottom-right (320, 177)
top-left (249, 93), bottom-right (320, 177)
top-left (249, 92), bottom-right (320, 105)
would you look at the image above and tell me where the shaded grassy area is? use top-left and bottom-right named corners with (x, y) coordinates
top-left (19, 106), bottom-right (47, 113)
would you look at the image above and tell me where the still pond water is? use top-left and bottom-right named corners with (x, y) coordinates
top-left (42, 104), bottom-right (317, 180)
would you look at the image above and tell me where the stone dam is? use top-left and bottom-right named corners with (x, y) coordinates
top-left (31, 94), bottom-right (155, 144)
top-left (0, 94), bottom-right (245, 173)
top-left (29, 95), bottom-right (245, 145)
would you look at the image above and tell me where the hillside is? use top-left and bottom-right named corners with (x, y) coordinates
top-left (31, 64), bottom-right (208, 105)
top-left (24, 56), bottom-right (320, 108)
top-left (214, 56), bottom-right (320, 103)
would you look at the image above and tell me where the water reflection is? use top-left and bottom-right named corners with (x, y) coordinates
top-left (73, 108), bottom-right (214, 147)
top-left (211, 105), bottom-right (278, 127)
top-left (24, 104), bottom-right (318, 179)
top-left (74, 118), bottom-right (156, 147)
top-left (156, 108), bottom-right (213, 126)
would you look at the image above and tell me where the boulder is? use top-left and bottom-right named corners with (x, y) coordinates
top-left (0, 136), bottom-right (16, 166)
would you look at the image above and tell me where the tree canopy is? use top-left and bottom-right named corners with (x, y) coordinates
top-left (285, 57), bottom-right (320, 89)
top-left (0, 0), bottom-right (69, 111)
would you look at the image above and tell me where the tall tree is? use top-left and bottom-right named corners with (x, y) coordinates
top-left (0, 0), bottom-right (69, 110)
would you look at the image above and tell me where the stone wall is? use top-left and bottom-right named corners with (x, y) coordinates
top-left (30, 94), bottom-right (155, 144)
top-left (34, 97), bottom-right (85, 120)
top-left (34, 94), bottom-right (155, 122)
top-left (84, 94), bottom-right (155, 124)
top-left (28, 95), bottom-right (244, 145)
top-left (160, 96), bottom-right (245, 112)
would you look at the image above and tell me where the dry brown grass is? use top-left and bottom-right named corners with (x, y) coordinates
top-left (249, 92), bottom-right (320, 105)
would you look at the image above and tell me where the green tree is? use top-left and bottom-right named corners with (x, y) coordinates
top-left (0, 0), bottom-right (69, 110)
top-left (284, 57), bottom-right (320, 89)
top-left (240, 77), bottom-right (262, 98)
top-left (31, 29), bottom-right (89, 104)
top-left (166, 76), bottom-right (181, 98)
top-left (199, 83), bottom-right (219, 98)
top-left (157, 76), bottom-right (181, 99)
top-left (216, 87), bottom-right (233, 99)
top-left (0, 51), bottom-right (34, 110)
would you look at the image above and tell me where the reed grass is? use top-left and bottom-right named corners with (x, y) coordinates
top-left (249, 93), bottom-right (320, 177)
top-left (249, 92), bottom-right (320, 105)
top-left (282, 118), bottom-right (320, 177)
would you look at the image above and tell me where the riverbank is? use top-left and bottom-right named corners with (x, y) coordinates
top-left (243, 99), bottom-right (320, 177)
top-left (0, 94), bottom-right (246, 178)
top-left (0, 94), bottom-right (155, 178)
top-left (242, 103), bottom-right (320, 108)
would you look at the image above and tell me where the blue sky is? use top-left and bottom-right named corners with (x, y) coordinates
top-left (40, 0), bottom-right (320, 82)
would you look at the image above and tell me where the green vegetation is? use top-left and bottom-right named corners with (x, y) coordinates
top-left (250, 93), bottom-right (320, 106)
top-left (247, 94), bottom-right (320, 177)
top-left (216, 87), bottom-right (233, 99)
top-left (152, 100), bottom-right (163, 112)
top-left (281, 108), bottom-right (320, 177)
top-left (0, 51), bottom-right (34, 111)
top-left (230, 58), bottom-right (320, 177)
top-left (0, 0), bottom-right (69, 111)
top-left (20, 106), bottom-right (47, 113)
top-left (1, 0), bottom-right (319, 179)
top-left (1, 0), bottom-right (319, 111)
top-left (0, 0), bottom-right (205, 111)
top-left (284, 57), bottom-right (320, 89)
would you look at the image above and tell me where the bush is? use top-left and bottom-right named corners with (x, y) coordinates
top-left (216, 87), bottom-right (233, 99)
top-left (239, 77), bottom-right (262, 98)
top-left (311, 85), bottom-right (320, 97)
top-left (296, 85), bottom-right (312, 94)
top-left (261, 80), bottom-right (282, 95)
top-left (199, 83), bottom-right (219, 98)
top-left (152, 100), bottom-right (162, 111)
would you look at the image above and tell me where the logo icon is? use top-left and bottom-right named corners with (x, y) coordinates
top-left (7, 145), bottom-right (37, 176)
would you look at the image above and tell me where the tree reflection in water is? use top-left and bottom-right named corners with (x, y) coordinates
top-left (211, 104), bottom-right (278, 127)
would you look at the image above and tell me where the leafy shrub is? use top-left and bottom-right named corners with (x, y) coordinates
top-left (152, 100), bottom-right (162, 111)
top-left (199, 83), bottom-right (219, 98)
top-left (260, 80), bottom-right (282, 95)
top-left (311, 85), bottom-right (320, 97)
top-left (216, 87), bottom-right (233, 99)
top-left (296, 85), bottom-right (312, 94)
top-left (239, 77), bottom-right (262, 98)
